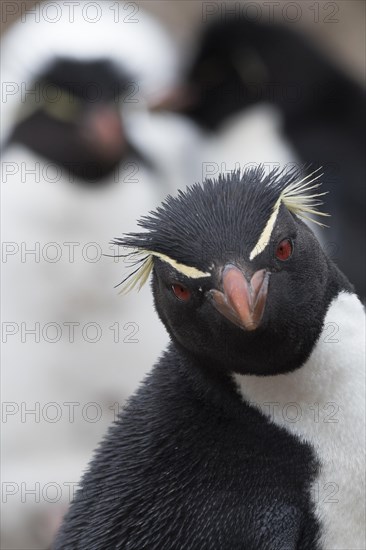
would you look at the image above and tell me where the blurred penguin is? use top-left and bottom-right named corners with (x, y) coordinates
top-left (0, 2), bottom-right (201, 548)
top-left (3, 57), bottom-right (151, 183)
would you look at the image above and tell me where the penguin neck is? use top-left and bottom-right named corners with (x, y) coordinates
top-left (170, 344), bottom-right (246, 418)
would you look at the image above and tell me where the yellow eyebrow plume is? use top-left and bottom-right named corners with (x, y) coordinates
top-left (118, 250), bottom-right (210, 295)
top-left (249, 168), bottom-right (330, 260)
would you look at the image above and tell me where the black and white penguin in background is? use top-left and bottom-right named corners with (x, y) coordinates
top-left (156, 17), bottom-right (366, 300)
top-left (3, 57), bottom-right (152, 184)
top-left (1, 2), bottom-right (201, 548)
top-left (55, 167), bottom-right (365, 549)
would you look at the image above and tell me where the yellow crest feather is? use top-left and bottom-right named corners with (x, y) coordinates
top-left (250, 167), bottom-right (330, 260)
top-left (280, 168), bottom-right (330, 226)
top-left (118, 250), bottom-right (210, 295)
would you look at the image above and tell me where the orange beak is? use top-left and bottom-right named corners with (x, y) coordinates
top-left (208, 265), bottom-right (270, 331)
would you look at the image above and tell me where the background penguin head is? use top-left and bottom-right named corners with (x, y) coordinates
top-left (154, 17), bottom-right (356, 131)
top-left (5, 58), bottom-right (147, 184)
top-left (115, 167), bottom-right (351, 376)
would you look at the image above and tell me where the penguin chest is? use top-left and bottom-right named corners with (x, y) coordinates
top-left (233, 292), bottom-right (366, 550)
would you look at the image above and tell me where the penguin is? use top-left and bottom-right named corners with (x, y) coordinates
top-left (156, 18), bottom-right (366, 300)
top-left (3, 57), bottom-right (150, 184)
top-left (55, 166), bottom-right (365, 549)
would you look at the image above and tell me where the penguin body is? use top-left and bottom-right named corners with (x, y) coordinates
top-left (56, 348), bottom-right (321, 549)
top-left (55, 168), bottom-right (365, 549)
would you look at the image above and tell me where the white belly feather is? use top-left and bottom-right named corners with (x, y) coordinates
top-left (233, 291), bottom-right (366, 549)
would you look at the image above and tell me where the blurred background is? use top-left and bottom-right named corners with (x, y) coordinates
top-left (1, 1), bottom-right (364, 548)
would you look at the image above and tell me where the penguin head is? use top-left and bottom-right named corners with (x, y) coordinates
top-left (153, 18), bottom-right (333, 130)
top-left (115, 167), bottom-right (351, 375)
top-left (7, 58), bottom-right (146, 184)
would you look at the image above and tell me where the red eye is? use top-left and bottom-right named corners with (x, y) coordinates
top-left (275, 239), bottom-right (293, 261)
top-left (172, 284), bottom-right (191, 302)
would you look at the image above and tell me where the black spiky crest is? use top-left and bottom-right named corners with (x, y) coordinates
top-left (113, 165), bottom-right (329, 293)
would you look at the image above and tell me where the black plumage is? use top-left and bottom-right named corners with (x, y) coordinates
top-left (55, 350), bottom-right (321, 549)
top-left (54, 167), bottom-right (356, 549)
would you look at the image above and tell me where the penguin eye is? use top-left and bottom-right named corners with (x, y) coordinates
top-left (171, 283), bottom-right (191, 302)
top-left (275, 239), bottom-right (293, 261)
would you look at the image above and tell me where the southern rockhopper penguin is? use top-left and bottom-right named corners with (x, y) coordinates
top-left (55, 167), bottom-right (365, 549)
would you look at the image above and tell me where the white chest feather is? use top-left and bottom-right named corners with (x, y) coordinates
top-left (233, 292), bottom-right (366, 550)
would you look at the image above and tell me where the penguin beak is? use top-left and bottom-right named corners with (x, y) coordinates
top-left (207, 265), bottom-right (270, 331)
top-left (81, 105), bottom-right (126, 160)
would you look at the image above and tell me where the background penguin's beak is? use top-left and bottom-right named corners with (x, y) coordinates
top-left (207, 265), bottom-right (270, 331)
top-left (81, 105), bottom-right (127, 161)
